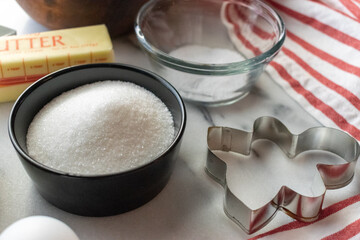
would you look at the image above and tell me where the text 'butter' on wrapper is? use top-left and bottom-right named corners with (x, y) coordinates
top-left (0, 24), bottom-right (114, 102)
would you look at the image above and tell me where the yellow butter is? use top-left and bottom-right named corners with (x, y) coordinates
top-left (0, 83), bottom-right (32, 102)
top-left (0, 24), bottom-right (114, 102)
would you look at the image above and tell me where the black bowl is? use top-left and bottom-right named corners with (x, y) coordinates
top-left (8, 63), bottom-right (186, 216)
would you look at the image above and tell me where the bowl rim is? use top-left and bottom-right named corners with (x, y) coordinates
top-left (135, 0), bottom-right (286, 75)
top-left (8, 63), bottom-right (187, 179)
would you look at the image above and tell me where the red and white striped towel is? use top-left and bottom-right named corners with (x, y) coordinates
top-left (254, 0), bottom-right (360, 239)
top-left (225, 0), bottom-right (360, 140)
top-left (267, 0), bottom-right (360, 141)
top-left (224, 0), bottom-right (360, 238)
top-left (249, 194), bottom-right (360, 240)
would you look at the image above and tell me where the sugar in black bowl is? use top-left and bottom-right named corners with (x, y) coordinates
top-left (8, 63), bottom-right (186, 216)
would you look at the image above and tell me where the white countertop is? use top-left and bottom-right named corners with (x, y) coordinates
top-left (1, 1), bottom-right (359, 239)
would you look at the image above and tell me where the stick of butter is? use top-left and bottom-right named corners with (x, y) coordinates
top-left (0, 24), bottom-right (114, 102)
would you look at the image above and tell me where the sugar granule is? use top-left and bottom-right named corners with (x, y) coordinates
top-left (26, 81), bottom-right (175, 175)
top-left (162, 45), bottom-right (246, 101)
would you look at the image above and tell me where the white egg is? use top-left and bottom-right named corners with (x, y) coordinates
top-left (0, 216), bottom-right (79, 240)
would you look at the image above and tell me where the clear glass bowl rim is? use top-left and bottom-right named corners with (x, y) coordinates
top-left (135, 0), bottom-right (286, 75)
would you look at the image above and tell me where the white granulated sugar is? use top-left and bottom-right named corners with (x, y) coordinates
top-left (169, 45), bottom-right (244, 64)
top-left (26, 81), bottom-right (175, 175)
top-left (163, 45), bottom-right (248, 102)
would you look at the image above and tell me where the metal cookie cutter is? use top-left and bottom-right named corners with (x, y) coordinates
top-left (206, 116), bottom-right (359, 234)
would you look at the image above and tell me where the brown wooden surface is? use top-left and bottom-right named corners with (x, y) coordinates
top-left (16, 0), bottom-right (149, 37)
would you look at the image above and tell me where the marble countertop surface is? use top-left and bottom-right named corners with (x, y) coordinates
top-left (3, 1), bottom-right (353, 239)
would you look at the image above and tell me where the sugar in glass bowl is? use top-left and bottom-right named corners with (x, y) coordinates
top-left (135, 0), bottom-right (286, 106)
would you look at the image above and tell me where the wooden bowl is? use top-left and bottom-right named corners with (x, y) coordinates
top-left (16, 0), bottom-right (149, 37)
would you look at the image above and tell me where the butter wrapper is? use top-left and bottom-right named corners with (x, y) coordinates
top-left (0, 24), bottom-right (114, 102)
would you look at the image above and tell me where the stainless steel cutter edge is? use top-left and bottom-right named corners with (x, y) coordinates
top-left (206, 116), bottom-right (359, 234)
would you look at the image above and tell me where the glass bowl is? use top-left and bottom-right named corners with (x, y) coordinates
top-left (135, 0), bottom-right (286, 106)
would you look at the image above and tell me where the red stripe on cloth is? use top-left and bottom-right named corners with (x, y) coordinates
top-left (286, 31), bottom-right (360, 78)
top-left (281, 47), bottom-right (360, 111)
top-left (321, 218), bottom-right (360, 240)
top-left (224, 4), bottom-right (262, 56)
top-left (269, 61), bottom-right (360, 140)
top-left (268, 0), bottom-right (360, 51)
top-left (308, 0), bottom-right (360, 22)
top-left (248, 194), bottom-right (360, 240)
top-left (234, 5), bottom-right (275, 40)
top-left (340, 0), bottom-right (360, 19)
top-left (234, 4), bottom-right (360, 79)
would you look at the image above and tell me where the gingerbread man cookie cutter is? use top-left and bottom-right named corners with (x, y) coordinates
top-left (206, 116), bottom-right (359, 234)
